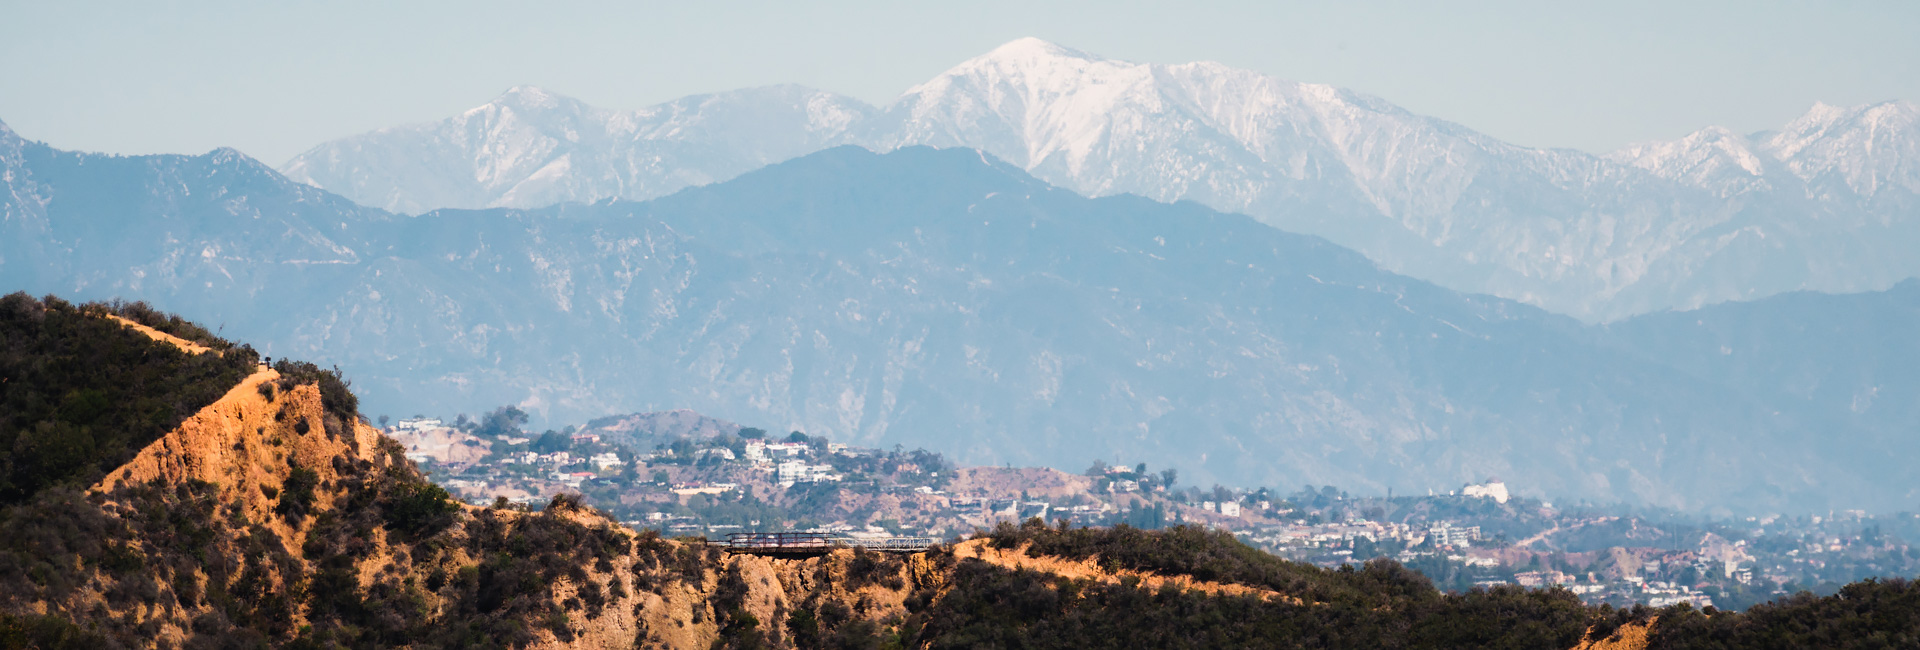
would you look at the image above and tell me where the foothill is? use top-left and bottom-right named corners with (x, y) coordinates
top-left (391, 407), bottom-right (1920, 612)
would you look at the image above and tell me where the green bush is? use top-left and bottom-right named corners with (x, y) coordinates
top-left (0, 293), bottom-right (256, 504)
top-left (275, 462), bottom-right (319, 524)
top-left (382, 480), bottom-right (459, 539)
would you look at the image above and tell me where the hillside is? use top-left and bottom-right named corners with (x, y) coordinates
top-left (6, 123), bottom-right (1917, 512)
top-left (4, 296), bottom-right (1918, 648)
top-left (278, 39), bottom-right (1920, 321)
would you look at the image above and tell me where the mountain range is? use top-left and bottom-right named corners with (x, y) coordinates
top-left (7, 114), bottom-right (1917, 513)
top-left (281, 38), bottom-right (1920, 322)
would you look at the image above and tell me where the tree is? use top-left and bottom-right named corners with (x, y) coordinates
top-left (1159, 468), bottom-right (1178, 490)
top-left (1085, 460), bottom-right (1110, 477)
top-left (531, 430), bottom-right (570, 454)
top-left (738, 427), bottom-right (766, 440)
top-left (475, 406), bottom-right (529, 438)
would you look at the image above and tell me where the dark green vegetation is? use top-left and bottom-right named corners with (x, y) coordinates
top-left (0, 297), bottom-right (633, 649)
top-left (905, 519), bottom-right (1920, 649)
top-left (0, 475), bottom-right (642, 648)
top-left (1648, 579), bottom-right (1920, 649)
top-left (0, 293), bottom-right (258, 504)
top-left (309, 495), bottom-right (634, 648)
top-left (7, 298), bottom-right (1920, 648)
top-left (932, 519), bottom-right (1595, 649)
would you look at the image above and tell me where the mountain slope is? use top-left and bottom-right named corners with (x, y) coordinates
top-left (14, 125), bottom-right (1920, 511)
top-left (1610, 280), bottom-right (1920, 503)
top-left (0, 118), bottom-right (387, 318)
top-left (274, 39), bottom-right (1920, 320)
top-left (281, 85), bottom-right (872, 214)
top-left (5, 303), bottom-right (1912, 646)
top-left (17, 128), bottom-right (1894, 511)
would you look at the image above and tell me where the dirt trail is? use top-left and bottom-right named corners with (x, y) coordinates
top-left (950, 539), bottom-right (1299, 603)
top-left (106, 314), bottom-right (217, 355)
top-left (1571, 621), bottom-right (1652, 650)
top-left (1516, 523), bottom-right (1561, 549)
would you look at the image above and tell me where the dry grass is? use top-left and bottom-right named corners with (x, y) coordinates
top-left (105, 314), bottom-right (217, 356)
top-left (1571, 620), bottom-right (1653, 650)
top-left (949, 539), bottom-right (1300, 603)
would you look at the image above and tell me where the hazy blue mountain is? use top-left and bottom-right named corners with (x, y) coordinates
top-left (280, 39), bottom-right (1919, 322)
top-left (1610, 280), bottom-right (1920, 505)
top-left (0, 119), bottom-right (388, 316)
top-left (280, 85), bottom-right (872, 215)
top-left (11, 120), bottom-right (1914, 512)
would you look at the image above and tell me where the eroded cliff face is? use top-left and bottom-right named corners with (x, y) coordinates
top-left (4, 315), bottom-right (945, 648)
top-left (4, 312), bottom-right (1656, 649)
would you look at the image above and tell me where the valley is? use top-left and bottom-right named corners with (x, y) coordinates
top-left (393, 405), bottom-right (1920, 614)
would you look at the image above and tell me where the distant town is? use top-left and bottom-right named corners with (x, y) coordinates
top-left (390, 409), bottom-right (1920, 612)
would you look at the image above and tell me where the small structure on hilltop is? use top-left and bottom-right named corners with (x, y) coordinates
top-left (1461, 478), bottom-right (1509, 504)
top-left (717, 532), bottom-right (937, 556)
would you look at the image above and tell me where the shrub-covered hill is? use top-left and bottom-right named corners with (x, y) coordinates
top-left (2, 295), bottom-right (1918, 649)
top-left (951, 520), bottom-right (1920, 649)
top-left (0, 293), bottom-right (260, 504)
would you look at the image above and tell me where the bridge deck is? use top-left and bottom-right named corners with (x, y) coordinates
top-left (718, 532), bottom-right (938, 555)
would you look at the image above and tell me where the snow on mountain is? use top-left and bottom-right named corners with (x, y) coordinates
top-left (1607, 100), bottom-right (1919, 203)
top-left (18, 135), bottom-right (1913, 512)
top-left (1597, 99), bottom-right (1920, 314)
top-left (1762, 100), bottom-right (1920, 201)
top-left (1608, 126), bottom-right (1776, 198)
top-left (278, 39), bottom-right (1919, 321)
top-left (862, 38), bottom-right (1763, 320)
top-left (281, 84), bottom-right (872, 214)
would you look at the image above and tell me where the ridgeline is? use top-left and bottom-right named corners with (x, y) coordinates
top-left (0, 293), bottom-right (1915, 649)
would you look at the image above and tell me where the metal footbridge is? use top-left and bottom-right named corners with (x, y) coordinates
top-left (717, 532), bottom-right (938, 556)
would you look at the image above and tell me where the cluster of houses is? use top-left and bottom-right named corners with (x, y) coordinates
top-left (498, 450), bottom-right (626, 471)
top-left (741, 440), bottom-right (844, 487)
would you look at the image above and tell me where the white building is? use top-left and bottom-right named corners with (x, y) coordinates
top-left (393, 417), bottom-right (444, 431)
top-left (1219, 502), bottom-right (1243, 517)
top-left (776, 460), bottom-right (839, 484)
top-left (764, 442), bottom-right (810, 457)
top-left (1461, 478), bottom-right (1510, 504)
top-left (590, 452), bottom-right (624, 470)
top-left (1428, 522), bottom-right (1481, 546)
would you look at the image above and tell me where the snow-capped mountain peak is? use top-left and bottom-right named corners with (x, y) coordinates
top-left (281, 84), bottom-right (873, 214)
top-left (485, 85), bottom-right (571, 111)
top-left (1605, 125), bottom-right (1772, 197)
top-left (968, 36), bottom-right (1096, 65)
top-left (278, 40), bottom-right (1918, 322)
top-left (1761, 99), bottom-right (1919, 198)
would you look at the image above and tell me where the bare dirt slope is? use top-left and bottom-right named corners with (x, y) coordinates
top-left (106, 314), bottom-right (217, 355)
top-left (947, 466), bottom-right (1095, 499)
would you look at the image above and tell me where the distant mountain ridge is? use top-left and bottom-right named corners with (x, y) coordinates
top-left (9, 120), bottom-right (1919, 513)
top-left (281, 84), bottom-right (870, 215)
top-left (279, 38), bottom-right (1920, 321)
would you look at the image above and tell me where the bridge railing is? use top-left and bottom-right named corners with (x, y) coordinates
top-left (721, 532), bottom-right (937, 553)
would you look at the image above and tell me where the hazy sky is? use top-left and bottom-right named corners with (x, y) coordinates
top-left (3, 1), bottom-right (1916, 164)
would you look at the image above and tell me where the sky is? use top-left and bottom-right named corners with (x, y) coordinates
top-left (3, 1), bottom-right (1916, 164)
